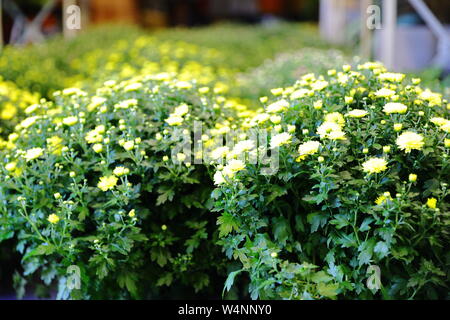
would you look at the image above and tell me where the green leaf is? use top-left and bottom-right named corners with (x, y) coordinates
top-left (338, 171), bottom-right (353, 180)
top-left (0, 230), bottom-right (14, 242)
top-left (329, 213), bottom-right (350, 229)
top-left (217, 213), bottom-right (239, 237)
top-left (358, 239), bottom-right (376, 266)
top-left (223, 270), bottom-right (242, 296)
top-left (23, 244), bottom-right (55, 261)
top-left (360, 217), bottom-right (374, 232)
top-left (150, 247), bottom-right (170, 267)
top-left (193, 274), bottom-right (210, 293)
top-left (311, 271), bottom-right (333, 283)
top-left (118, 273), bottom-right (138, 296)
top-left (307, 212), bottom-right (328, 233)
top-left (211, 189), bottom-right (222, 200)
top-left (272, 216), bottom-right (290, 246)
top-left (374, 241), bottom-right (389, 258)
top-left (267, 186), bottom-right (287, 204)
top-left (156, 273), bottom-right (173, 287)
top-left (128, 233), bottom-right (148, 242)
top-left (78, 207), bottom-right (89, 221)
top-left (317, 282), bottom-right (339, 299)
top-left (156, 186), bottom-right (175, 205)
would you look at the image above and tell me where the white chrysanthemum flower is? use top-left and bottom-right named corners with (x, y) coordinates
top-left (298, 141), bottom-right (321, 156)
top-left (233, 140), bottom-right (255, 155)
top-left (23, 147), bottom-right (44, 162)
top-left (173, 104), bottom-right (189, 116)
top-left (210, 146), bottom-right (230, 160)
top-left (396, 131), bottom-right (424, 153)
top-left (316, 122), bottom-right (341, 139)
top-left (346, 109), bottom-right (368, 118)
top-left (270, 132), bottom-right (292, 149)
top-left (374, 88), bottom-right (396, 98)
top-left (383, 102), bottom-right (407, 114)
top-left (266, 99), bottom-right (289, 113)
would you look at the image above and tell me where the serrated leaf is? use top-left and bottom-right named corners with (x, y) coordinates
top-left (217, 213), bottom-right (239, 237)
top-left (311, 271), bottom-right (333, 283)
top-left (223, 270), bottom-right (242, 296)
top-left (317, 282), bottom-right (339, 299)
top-left (23, 244), bottom-right (55, 261)
top-left (360, 217), bottom-right (374, 232)
top-left (156, 273), bottom-right (173, 287)
top-left (374, 241), bottom-right (389, 258)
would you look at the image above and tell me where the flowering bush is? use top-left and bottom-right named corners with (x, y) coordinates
top-left (0, 78), bottom-right (40, 137)
top-left (0, 74), bottom-right (254, 299)
top-left (0, 23), bottom-right (325, 100)
top-left (212, 63), bottom-right (449, 299)
top-left (0, 20), bottom-right (449, 300)
top-left (235, 48), bottom-right (351, 100)
top-left (2, 61), bottom-right (449, 300)
top-left (0, 26), bottom-right (144, 98)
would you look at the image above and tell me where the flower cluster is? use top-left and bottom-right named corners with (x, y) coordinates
top-left (0, 75), bottom-right (246, 299)
top-left (212, 63), bottom-right (449, 300)
top-left (0, 23), bottom-right (448, 301)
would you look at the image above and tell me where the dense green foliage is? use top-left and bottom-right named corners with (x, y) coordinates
top-left (212, 65), bottom-right (449, 300)
top-left (0, 24), bottom-right (448, 300)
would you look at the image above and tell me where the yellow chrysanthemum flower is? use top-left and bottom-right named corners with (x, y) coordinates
top-left (362, 158), bottom-right (388, 174)
top-left (270, 132), bottom-right (292, 149)
top-left (310, 80), bottom-right (328, 91)
top-left (87, 96), bottom-right (107, 112)
top-left (113, 166), bottom-right (129, 177)
top-left (47, 136), bottom-right (64, 155)
top-left (85, 125), bottom-right (105, 144)
top-left (316, 122), bottom-right (341, 139)
top-left (419, 90), bottom-right (442, 106)
top-left (173, 103), bottom-right (189, 116)
top-left (383, 102), bottom-right (407, 114)
top-left (374, 88), bottom-right (396, 98)
top-left (23, 147), bottom-right (44, 162)
top-left (375, 192), bottom-right (393, 205)
top-left (20, 116), bottom-right (39, 129)
top-left (324, 112), bottom-right (345, 127)
top-left (233, 140), bottom-right (255, 156)
top-left (222, 159), bottom-right (245, 178)
top-left (378, 72), bottom-right (405, 82)
top-left (210, 146), bottom-right (230, 160)
top-left (123, 141), bottom-right (135, 151)
top-left (213, 170), bottom-right (226, 185)
top-left (298, 141), bottom-right (321, 156)
top-left (393, 123), bottom-right (403, 132)
top-left (97, 175), bottom-right (118, 192)
top-left (426, 198), bottom-right (437, 209)
top-left (62, 116), bottom-right (78, 126)
top-left (165, 115), bottom-right (184, 126)
top-left (266, 99), bottom-right (289, 113)
top-left (47, 214), bottom-right (60, 224)
top-left (5, 162), bottom-right (17, 172)
top-left (396, 131), bottom-right (424, 153)
top-left (296, 141), bottom-right (321, 162)
top-left (445, 139), bottom-right (450, 148)
top-left (346, 109), bottom-right (368, 118)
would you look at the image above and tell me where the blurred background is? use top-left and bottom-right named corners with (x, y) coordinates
top-left (1, 0), bottom-right (449, 72)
